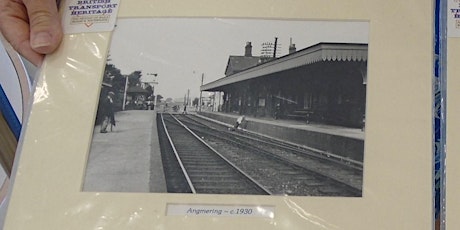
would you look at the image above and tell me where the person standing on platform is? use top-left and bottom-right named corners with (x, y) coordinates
top-left (100, 91), bottom-right (116, 133)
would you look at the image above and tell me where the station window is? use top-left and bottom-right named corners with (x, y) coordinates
top-left (258, 98), bottom-right (266, 107)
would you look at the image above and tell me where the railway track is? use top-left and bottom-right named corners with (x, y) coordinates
top-left (177, 114), bottom-right (363, 191)
top-left (172, 114), bottom-right (362, 196)
top-left (160, 113), bottom-right (271, 195)
top-left (185, 114), bottom-right (362, 170)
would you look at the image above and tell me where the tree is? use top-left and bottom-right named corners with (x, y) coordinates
top-left (102, 63), bottom-right (124, 94)
top-left (192, 97), bottom-right (199, 106)
top-left (127, 70), bottom-right (142, 87)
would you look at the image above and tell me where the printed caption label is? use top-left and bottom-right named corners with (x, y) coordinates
top-left (166, 204), bottom-right (275, 218)
top-left (448, 0), bottom-right (460, 37)
top-left (62, 0), bottom-right (120, 34)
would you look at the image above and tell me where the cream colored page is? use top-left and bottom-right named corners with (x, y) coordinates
top-left (3, 0), bottom-right (433, 229)
top-left (446, 38), bottom-right (460, 229)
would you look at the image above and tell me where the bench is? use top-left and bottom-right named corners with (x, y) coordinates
top-left (286, 110), bottom-right (314, 123)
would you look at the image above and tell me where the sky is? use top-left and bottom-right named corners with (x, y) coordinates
top-left (108, 18), bottom-right (369, 101)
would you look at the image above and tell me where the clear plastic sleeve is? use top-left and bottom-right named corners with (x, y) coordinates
top-left (2, 1), bottom-right (435, 229)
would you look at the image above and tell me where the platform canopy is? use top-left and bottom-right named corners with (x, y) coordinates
top-left (201, 43), bottom-right (367, 91)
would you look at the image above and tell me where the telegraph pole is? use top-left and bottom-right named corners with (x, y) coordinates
top-left (122, 75), bottom-right (129, 110)
top-left (187, 89), bottom-right (190, 106)
top-left (199, 73), bottom-right (204, 112)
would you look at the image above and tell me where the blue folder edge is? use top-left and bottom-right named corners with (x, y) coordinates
top-left (434, 0), bottom-right (446, 229)
top-left (0, 84), bottom-right (21, 140)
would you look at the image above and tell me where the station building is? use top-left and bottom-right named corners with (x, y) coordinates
top-left (201, 42), bottom-right (368, 128)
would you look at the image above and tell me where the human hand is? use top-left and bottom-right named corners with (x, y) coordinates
top-left (0, 0), bottom-right (63, 66)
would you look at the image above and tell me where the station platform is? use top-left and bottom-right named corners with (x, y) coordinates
top-left (83, 109), bottom-right (364, 194)
top-left (83, 110), bottom-right (166, 193)
top-left (197, 111), bottom-right (365, 163)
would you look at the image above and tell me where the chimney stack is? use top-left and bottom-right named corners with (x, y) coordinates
top-left (245, 42), bottom-right (252, 57)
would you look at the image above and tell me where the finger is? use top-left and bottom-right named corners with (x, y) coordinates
top-left (23, 0), bottom-right (63, 54)
top-left (0, 0), bottom-right (44, 66)
top-left (1, 23), bottom-right (44, 66)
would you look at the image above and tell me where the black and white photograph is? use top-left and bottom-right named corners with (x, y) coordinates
top-left (83, 18), bottom-right (369, 197)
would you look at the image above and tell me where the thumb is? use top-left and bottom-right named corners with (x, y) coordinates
top-left (23, 0), bottom-right (63, 54)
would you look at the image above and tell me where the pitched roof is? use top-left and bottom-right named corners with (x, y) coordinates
top-left (203, 43), bottom-right (368, 91)
top-left (224, 56), bottom-right (262, 76)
